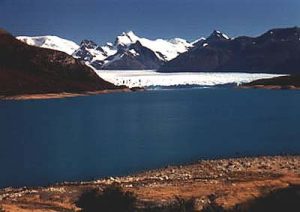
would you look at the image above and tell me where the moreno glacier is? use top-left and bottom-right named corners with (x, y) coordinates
top-left (95, 70), bottom-right (285, 88)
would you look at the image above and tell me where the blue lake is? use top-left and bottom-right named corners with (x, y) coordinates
top-left (0, 88), bottom-right (300, 188)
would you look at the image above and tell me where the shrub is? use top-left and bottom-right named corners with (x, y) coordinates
top-left (76, 184), bottom-right (137, 212)
top-left (143, 197), bottom-right (196, 212)
top-left (231, 185), bottom-right (300, 212)
top-left (172, 197), bottom-right (196, 212)
top-left (202, 194), bottom-right (224, 212)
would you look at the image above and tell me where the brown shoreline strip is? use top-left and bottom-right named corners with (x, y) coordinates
top-left (0, 88), bottom-right (133, 101)
top-left (0, 155), bottom-right (299, 211)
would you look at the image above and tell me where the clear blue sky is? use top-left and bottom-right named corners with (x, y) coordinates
top-left (1, 0), bottom-right (299, 44)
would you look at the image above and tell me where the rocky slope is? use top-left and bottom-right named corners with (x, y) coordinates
top-left (0, 29), bottom-right (119, 97)
top-left (160, 27), bottom-right (300, 74)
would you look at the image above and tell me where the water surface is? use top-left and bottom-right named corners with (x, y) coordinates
top-left (0, 88), bottom-right (299, 188)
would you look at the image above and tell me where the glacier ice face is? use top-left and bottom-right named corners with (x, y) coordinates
top-left (95, 70), bottom-right (285, 88)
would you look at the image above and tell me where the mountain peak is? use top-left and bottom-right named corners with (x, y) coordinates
top-left (207, 30), bottom-right (230, 41)
top-left (126, 30), bottom-right (138, 38)
top-left (116, 31), bottom-right (140, 46)
top-left (80, 39), bottom-right (98, 49)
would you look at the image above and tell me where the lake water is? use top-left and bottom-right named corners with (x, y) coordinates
top-left (0, 88), bottom-right (300, 188)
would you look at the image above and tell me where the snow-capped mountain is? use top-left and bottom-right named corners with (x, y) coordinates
top-left (13, 27), bottom-right (300, 74)
top-left (102, 40), bottom-right (164, 70)
top-left (190, 30), bottom-right (230, 48)
top-left (17, 35), bottom-right (79, 55)
top-left (16, 31), bottom-right (195, 70)
top-left (73, 40), bottom-right (117, 69)
top-left (73, 31), bottom-right (193, 70)
top-left (207, 30), bottom-right (230, 41)
top-left (112, 31), bottom-right (193, 61)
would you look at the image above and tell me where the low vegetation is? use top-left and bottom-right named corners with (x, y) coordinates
top-left (143, 197), bottom-right (196, 212)
top-left (231, 185), bottom-right (300, 212)
top-left (76, 184), bottom-right (300, 212)
top-left (75, 184), bottom-right (137, 212)
top-left (76, 184), bottom-right (198, 212)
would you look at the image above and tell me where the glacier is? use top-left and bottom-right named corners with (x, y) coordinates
top-left (95, 70), bottom-right (285, 88)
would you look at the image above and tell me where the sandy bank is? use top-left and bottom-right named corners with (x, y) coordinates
top-left (0, 88), bottom-right (134, 100)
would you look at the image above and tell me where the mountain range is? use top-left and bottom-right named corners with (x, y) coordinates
top-left (17, 27), bottom-right (300, 74)
top-left (160, 27), bottom-right (300, 74)
top-left (17, 31), bottom-right (194, 70)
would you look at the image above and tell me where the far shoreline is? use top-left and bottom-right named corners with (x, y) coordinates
top-left (0, 88), bottom-right (139, 101)
top-left (240, 85), bottom-right (300, 90)
top-left (240, 75), bottom-right (300, 90)
top-left (1, 82), bottom-right (300, 101)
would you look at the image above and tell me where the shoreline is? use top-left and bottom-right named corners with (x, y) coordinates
top-left (1, 155), bottom-right (299, 211)
top-left (240, 85), bottom-right (300, 90)
top-left (240, 75), bottom-right (300, 90)
top-left (1, 81), bottom-right (299, 101)
top-left (0, 88), bottom-right (134, 101)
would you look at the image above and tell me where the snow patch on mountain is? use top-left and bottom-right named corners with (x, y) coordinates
top-left (191, 37), bottom-right (206, 45)
top-left (114, 31), bottom-right (193, 61)
top-left (17, 35), bottom-right (79, 55)
top-left (102, 44), bottom-right (118, 57)
top-left (215, 30), bottom-right (230, 40)
top-left (115, 31), bottom-right (140, 46)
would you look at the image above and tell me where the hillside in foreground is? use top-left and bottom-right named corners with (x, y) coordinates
top-left (0, 29), bottom-right (122, 98)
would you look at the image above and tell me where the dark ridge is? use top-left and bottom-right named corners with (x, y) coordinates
top-left (0, 28), bottom-right (120, 96)
top-left (242, 75), bottom-right (300, 88)
top-left (159, 27), bottom-right (300, 74)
